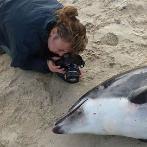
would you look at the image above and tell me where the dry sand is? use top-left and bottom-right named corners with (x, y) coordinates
top-left (0, 0), bottom-right (147, 146)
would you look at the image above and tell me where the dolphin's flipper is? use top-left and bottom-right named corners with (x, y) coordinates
top-left (128, 86), bottom-right (147, 104)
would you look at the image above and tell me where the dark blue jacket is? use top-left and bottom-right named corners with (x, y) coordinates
top-left (0, 0), bottom-right (63, 73)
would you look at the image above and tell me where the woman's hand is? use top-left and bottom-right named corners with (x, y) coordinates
top-left (79, 68), bottom-right (84, 79)
top-left (47, 60), bottom-right (65, 74)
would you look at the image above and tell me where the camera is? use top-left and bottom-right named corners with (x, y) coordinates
top-left (54, 53), bottom-right (85, 83)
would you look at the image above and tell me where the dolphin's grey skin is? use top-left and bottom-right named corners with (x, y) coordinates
top-left (53, 66), bottom-right (147, 140)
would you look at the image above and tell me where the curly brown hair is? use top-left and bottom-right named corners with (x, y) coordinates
top-left (55, 6), bottom-right (88, 54)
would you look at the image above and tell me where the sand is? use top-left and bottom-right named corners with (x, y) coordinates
top-left (0, 0), bottom-right (147, 146)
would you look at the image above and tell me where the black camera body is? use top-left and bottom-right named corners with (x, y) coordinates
top-left (55, 53), bottom-right (85, 83)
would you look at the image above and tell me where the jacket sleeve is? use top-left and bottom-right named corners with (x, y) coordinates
top-left (10, 34), bottom-right (50, 73)
top-left (11, 54), bottom-right (50, 73)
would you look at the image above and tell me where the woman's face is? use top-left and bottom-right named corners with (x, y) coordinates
top-left (48, 28), bottom-right (72, 56)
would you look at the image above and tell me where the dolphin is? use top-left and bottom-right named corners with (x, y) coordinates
top-left (53, 66), bottom-right (147, 141)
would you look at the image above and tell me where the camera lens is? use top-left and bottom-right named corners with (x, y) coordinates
top-left (65, 71), bottom-right (79, 83)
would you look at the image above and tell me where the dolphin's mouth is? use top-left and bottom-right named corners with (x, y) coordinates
top-left (54, 98), bottom-right (88, 126)
top-left (52, 98), bottom-right (88, 134)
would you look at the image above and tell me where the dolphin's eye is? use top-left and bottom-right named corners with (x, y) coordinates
top-left (70, 115), bottom-right (76, 121)
top-left (77, 110), bottom-right (83, 116)
top-left (69, 110), bottom-right (83, 121)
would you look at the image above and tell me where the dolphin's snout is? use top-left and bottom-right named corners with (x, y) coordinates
top-left (52, 125), bottom-right (64, 134)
